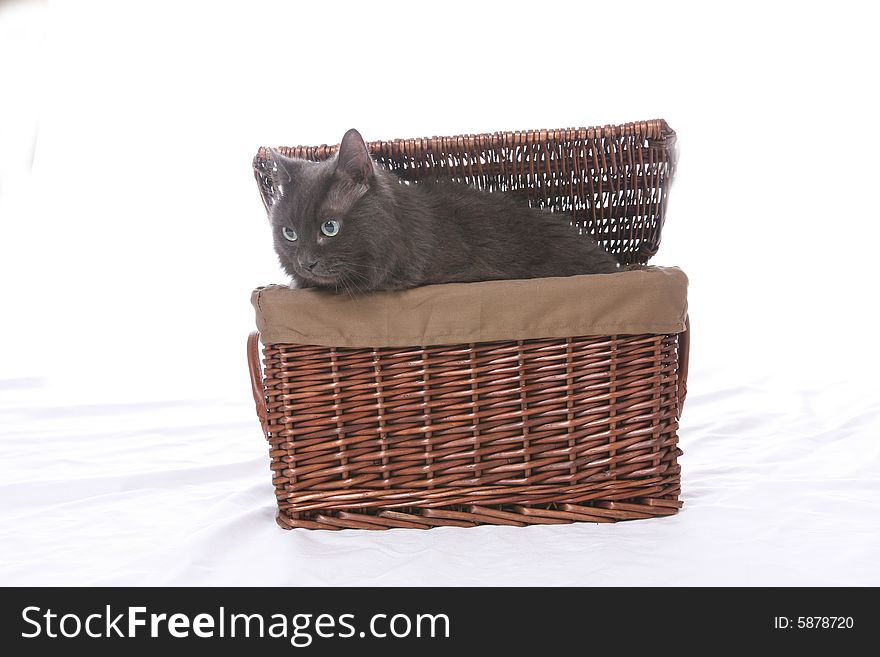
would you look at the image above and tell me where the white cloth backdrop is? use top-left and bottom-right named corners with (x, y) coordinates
top-left (2, 0), bottom-right (878, 586)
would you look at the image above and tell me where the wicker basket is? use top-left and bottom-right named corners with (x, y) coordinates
top-left (248, 119), bottom-right (688, 530)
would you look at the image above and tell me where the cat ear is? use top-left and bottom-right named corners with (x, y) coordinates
top-left (265, 147), bottom-right (294, 186)
top-left (336, 129), bottom-right (373, 184)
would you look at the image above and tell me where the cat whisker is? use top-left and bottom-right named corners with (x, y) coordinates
top-left (333, 262), bottom-right (384, 273)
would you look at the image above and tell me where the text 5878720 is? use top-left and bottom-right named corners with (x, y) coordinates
top-left (774, 617), bottom-right (854, 630)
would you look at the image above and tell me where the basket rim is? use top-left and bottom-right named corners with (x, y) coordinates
top-left (254, 118), bottom-right (676, 160)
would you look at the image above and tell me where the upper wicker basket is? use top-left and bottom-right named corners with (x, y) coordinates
top-left (253, 119), bottom-right (677, 266)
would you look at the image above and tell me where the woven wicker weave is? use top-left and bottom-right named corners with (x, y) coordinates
top-left (249, 120), bottom-right (686, 530)
top-left (254, 119), bottom-right (677, 266)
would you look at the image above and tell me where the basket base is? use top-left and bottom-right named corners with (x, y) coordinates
top-left (275, 498), bottom-right (682, 531)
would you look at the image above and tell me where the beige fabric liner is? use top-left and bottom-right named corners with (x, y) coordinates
top-left (252, 266), bottom-right (688, 348)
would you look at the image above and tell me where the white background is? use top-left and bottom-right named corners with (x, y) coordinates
top-left (1, 0), bottom-right (878, 585)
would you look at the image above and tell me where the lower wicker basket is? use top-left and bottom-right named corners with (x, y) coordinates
top-left (248, 268), bottom-right (689, 530)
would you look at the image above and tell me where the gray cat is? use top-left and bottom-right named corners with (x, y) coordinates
top-left (264, 129), bottom-right (619, 294)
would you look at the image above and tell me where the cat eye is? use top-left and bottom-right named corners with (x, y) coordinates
top-left (282, 226), bottom-right (298, 241)
top-left (321, 220), bottom-right (341, 237)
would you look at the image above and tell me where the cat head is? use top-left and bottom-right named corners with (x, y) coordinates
top-left (264, 129), bottom-right (396, 291)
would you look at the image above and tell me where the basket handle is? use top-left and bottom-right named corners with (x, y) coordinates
top-left (247, 331), bottom-right (270, 440)
top-left (676, 315), bottom-right (690, 417)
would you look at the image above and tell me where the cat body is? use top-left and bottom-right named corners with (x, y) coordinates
top-left (265, 129), bottom-right (619, 294)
